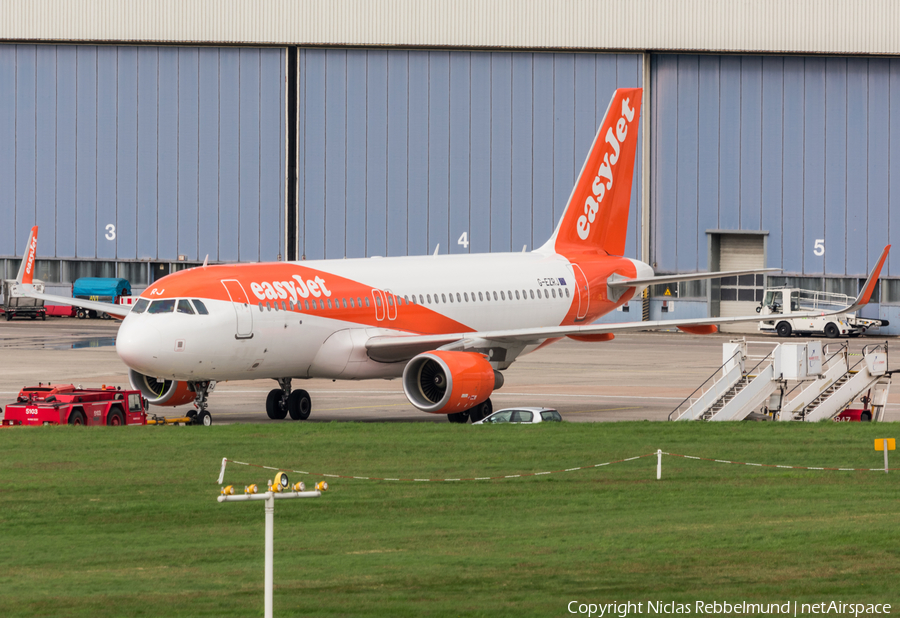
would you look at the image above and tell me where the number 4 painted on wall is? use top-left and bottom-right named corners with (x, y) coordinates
top-left (457, 231), bottom-right (469, 249)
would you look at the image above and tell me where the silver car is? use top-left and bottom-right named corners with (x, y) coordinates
top-left (472, 407), bottom-right (562, 424)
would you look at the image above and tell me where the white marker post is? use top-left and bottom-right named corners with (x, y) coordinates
top-left (218, 474), bottom-right (325, 618)
top-left (876, 439), bottom-right (895, 474)
top-left (657, 449), bottom-right (662, 480)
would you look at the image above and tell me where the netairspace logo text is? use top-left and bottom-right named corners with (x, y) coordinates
top-left (567, 600), bottom-right (892, 617)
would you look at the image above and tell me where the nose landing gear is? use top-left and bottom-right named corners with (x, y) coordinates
top-left (266, 378), bottom-right (312, 421)
top-left (187, 380), bottom-right (214, 426)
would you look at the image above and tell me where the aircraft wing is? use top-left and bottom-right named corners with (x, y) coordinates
top-left (367, 245), bottom-right (890, 363)
top-left (11, 284), bottom-right (133, 318)
top-left (11, 226), bottom-right (132, 318)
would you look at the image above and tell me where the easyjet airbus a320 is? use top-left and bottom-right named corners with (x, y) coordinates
top-left (13, 88), bottom-right (890, 425)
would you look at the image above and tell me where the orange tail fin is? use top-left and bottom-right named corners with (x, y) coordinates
top-left (541, 88), bottom-right (642, 258)
top-left (16, 226), bottom-right (38, 285)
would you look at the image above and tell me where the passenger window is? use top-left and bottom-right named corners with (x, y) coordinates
top-left (464, 292), bottom-right (469, 302)
top-left (357, 297), bottom-right (362, 307)
top-left (419, 295), bottom-right (424, 304)
top-left (266, 302), bottom-right (271, 310)
top-left (441, 294), bottom-right (446, 303)
top-left (365, 297), bottom-right (371, 308)
top-left (552, 289), bottom-right (557, 298)
top-left (148, 299), bottom-right (176, 314)
top-left (327, 299), bottom-right (333, 309)
top-left (510, 410), bottom-right (533, 423)
top-left (177, 299), bottom-right (195, 315)
top-left (500, 291), bottom-right (506, 300)
top-left (388, 296), bottom-right (394, 307)
top-left (492, 291), bottom-right (498, 301)
top-left (349, 298), bottom-right (355, 308)
top-left (342, 298), bottom-right (348, 308)
top-left (259, 302), bottom-right (263, 311)
top-left (530, 290), bottom-right (535, 299)
top-left (478, 292), bottom-right (483, 301)
top-left (456, 293), bottom-right (461, 302)
top-left (132, 298), bottom-right (149, 314)
top-left (515, 290), bottom-right (520, 300)
top-left (375, 296), bottom-right (382, 307)
top-left (304, 300), bottom-right (310, 310)
top-left (427, 294), bottom-right (431, 304)
top-left (565, 288), bottom-right (570, 298)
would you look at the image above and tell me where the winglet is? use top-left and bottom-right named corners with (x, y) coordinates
top-left (847, 245), bottom-right (890, 312)
top-left (15, 226), bottom-right (38, 285)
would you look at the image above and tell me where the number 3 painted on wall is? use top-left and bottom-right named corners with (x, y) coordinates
top-left (813, 239), bottom-right (824, 257)
top-left (105, 224), bottom-right (116, 241)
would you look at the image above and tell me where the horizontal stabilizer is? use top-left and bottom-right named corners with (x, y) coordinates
top-left (608, 268), bottom-right (781, 289)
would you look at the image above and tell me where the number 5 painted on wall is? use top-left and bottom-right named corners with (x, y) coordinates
top-left (813, 239), bottom-right (824, 257)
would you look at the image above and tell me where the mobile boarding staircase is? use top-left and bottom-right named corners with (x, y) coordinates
top-left (669, 340), bottom-right (893, 422)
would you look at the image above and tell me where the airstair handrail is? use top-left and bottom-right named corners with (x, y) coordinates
top-left (668, 349), bottom-right (744, 421)
top-left (823, 342), bottom-right (848, 368)
top-left (743, 348), bottom-right (775, 378)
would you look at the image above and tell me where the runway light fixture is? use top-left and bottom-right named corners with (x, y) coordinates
top-left (217, 478), bottom-right (327, 618)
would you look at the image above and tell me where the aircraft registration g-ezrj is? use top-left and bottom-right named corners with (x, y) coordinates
top-left (12, 88), bottom-right (891, 425)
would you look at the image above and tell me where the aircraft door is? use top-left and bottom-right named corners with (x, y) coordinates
top-left (572, 264), bottom-right (589, 321)
top-left (221, 280), bottom-right (254, 339)
top-left (371, 289), bottom-right (386, 321)
top-left (385, 289), bottom-right (398, 320)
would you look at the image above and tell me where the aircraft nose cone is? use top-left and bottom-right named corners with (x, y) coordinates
top-left (116, 317), bottom-right (163, 375)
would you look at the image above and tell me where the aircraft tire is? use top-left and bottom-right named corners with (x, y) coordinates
top-left (288, 390), bottom-right (312, 420)
top-left (447, 411), bottom-right (469, 424)
top-left (266, 389), bottom-right (288, 420)
top-left (196, 410), bottom-right (212, 426)
top-left (468, 398), bottom-right (492, 423)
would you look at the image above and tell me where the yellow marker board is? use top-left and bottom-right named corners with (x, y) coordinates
top-left (875, 439), bottom-right (896, 451)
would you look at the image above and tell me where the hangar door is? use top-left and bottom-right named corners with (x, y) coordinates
top-left (715, 233), bottom-right (766, 323)
top-left (294, 49), bottom-right (643, 261)
top-left (0, 44), bottom-right (285, 265)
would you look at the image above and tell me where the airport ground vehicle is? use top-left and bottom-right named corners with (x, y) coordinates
top-left (73, 277), bottom-right (132, 319)
top-left (472, 407), bottom-right (562, 425)
top-left (758, 287), bottom-right (887, 338)
top-left (2, 384), bottom-right (147, 426)
top-left (2, 279), bottom-right (46, 321)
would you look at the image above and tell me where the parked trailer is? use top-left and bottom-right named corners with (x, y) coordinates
top-left (2, 384), bottom-right (146, 426)
top-left (758, 287), bottom-right (887, 338)
top-left (2, 279), bottom-right (46, 321)
top-left (72, 278), bottom-right (132, 319)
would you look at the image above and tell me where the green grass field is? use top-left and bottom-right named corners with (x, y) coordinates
top-left (1, 421), bottom-right (898, 617)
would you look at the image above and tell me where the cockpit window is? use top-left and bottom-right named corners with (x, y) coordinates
top-left (177, 299), bottom-right (195, 315)
top-left (147, 299), bottom-right (176, 314)
top-left (192, 300), bottom-right (209, 315)
top-left (132, 298), bottom-right (149, 314)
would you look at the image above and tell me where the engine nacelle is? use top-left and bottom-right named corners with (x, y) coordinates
top-left (402, 351), bottom-right (502, 414)
top-left (128, 369), bottom-right (196, 407)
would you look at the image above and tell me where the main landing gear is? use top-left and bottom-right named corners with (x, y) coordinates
top-left (187, 381), bottom-right (214, 426)
top-left (448, 398), bottom-right (492, 424)
top-left (266, 378), bottom-right (312, 421)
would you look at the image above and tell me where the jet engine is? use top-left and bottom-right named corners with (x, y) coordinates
top-left (402, 351), bottom-right (503, 414)
top-left (128, 369), bottom-right (196, 406)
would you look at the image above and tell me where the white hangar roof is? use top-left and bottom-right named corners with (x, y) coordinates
top-left (1, 0), bottom-right (898, 56)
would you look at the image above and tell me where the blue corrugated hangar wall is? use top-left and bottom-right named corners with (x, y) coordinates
top-left (295, 50), bottom-right (644, 261)
top-left (651, 54), bottom-right (900, 328)
top-left (0, 44), bottom-right (285, 266)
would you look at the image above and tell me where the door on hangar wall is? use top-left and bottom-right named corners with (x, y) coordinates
top-left (710, 233), bottom-right (767, 328)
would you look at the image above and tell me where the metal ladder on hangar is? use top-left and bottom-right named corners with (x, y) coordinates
top-left (669, 340), bottom-right (893, 422)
